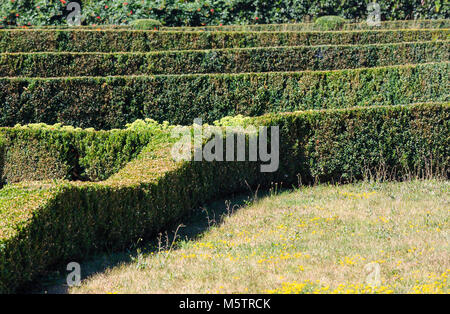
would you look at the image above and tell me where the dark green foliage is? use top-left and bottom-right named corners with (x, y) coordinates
top-left (0, 29), bottom-right (447, 52)
top-left (0, 102), bottom-right (448, 293)
top-left (315, 16), bottom-right (347, 30)
top-left (0, 41), bottom-right (447, 78)
top-left (0, 62), bottom-right (447, 128)
top-left (1, 1), bottom-right (449, 27)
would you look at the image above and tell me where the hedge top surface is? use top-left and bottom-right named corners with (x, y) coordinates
top-left (0, 61), bottom-right (446, 81)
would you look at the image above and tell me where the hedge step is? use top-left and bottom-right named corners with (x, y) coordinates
top-left (0, 41), bottom-right (447, 77)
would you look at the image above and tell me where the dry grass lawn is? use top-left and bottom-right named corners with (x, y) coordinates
top-left (69, 179), bottom-right (449, 294)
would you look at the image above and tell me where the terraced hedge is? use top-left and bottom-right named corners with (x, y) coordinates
top-left (0, 102), bottom-right (448, 293)
top-left (0, 62), bottom-right (447, 128)
top-left (0, 41), bottom-right (447, 77)
top-left (0, 121), bottom-right (166, 183)
top-left (0, 29), bottom-right (447, 52)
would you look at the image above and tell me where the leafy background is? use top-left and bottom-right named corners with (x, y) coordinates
top-left (1, 0), bottom-right (449, 27)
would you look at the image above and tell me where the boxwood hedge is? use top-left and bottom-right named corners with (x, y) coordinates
top-left (0, 29), bottom-right (447, 52)
top-left (0, 102), bottom-right (448, 293)
top-left (0, 62), bottom-right (447, 129)
top-left (0, 41), bottom-right (446, 77)
top-left (0, 134), bottom-right (4, 186)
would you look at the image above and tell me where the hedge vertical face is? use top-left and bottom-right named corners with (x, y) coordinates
top-left (0, 103), bottom-right (448, 293)
top-left (171, 119), bottom-right (280, 173)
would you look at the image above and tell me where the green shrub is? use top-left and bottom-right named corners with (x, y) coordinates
top-left (0, 62), bottom-right (447, 128)
top-left (0, 41), bottom-right (447, 77)
top-left (315, 16), bottom-right (347, 30)
top-left (0, 102), bottom-right (448, 293)
top-left (130, 19), bottom-right (162, 30)
top-left (0, 29), bottom-right (447, 52)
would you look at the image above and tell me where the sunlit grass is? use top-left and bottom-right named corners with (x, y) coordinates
top-left (70, 179), bottom-right (449, 294)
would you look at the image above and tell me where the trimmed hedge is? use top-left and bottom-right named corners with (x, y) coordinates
top-left (161, 20), bottom-right (450, 32)
top-left (0, 62), bottom-right (447, 129)
top-left (130, 19), bottom-right (162, 30)
top-left (0, 120), bottom-right (168, 183)
top-left (0, 41), bottom-right (447, 77)
top-left (0, 102), bottom-right (448, 293)
top-left (0, 29), bottom-right (448, 52)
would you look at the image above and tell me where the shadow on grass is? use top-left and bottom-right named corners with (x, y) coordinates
top-left (30, 188), bottom-right (276, 294)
